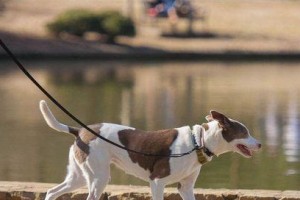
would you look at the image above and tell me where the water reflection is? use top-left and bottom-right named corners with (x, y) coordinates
top-left (0, 60), bottom-right (300, 190)
top-left (265, 95), bottom-right (280, 156)
top-left (284, 92), bottom-right (300, 163)
top-left (264, 91), bottom-right (300, 176)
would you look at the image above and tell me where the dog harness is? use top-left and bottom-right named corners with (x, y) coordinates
top-left (191, 125), bottom-right (214, 165)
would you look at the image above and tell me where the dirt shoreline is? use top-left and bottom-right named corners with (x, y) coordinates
top-left (0, 181), bottom-right (299, 200)
top-left (1, 31), bottom-right (300, 61)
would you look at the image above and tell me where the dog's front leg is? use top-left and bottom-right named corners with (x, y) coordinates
top-left (177, 167), bottom-right (200, 200)
top-left (150, 180), bottom-right (165, 200)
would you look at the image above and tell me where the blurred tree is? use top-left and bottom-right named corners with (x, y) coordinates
top-left (47, 9), bottom-right (136, 43)
top-left (0, 0), bottom-right (7, 14)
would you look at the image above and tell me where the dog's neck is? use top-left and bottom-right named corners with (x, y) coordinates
top-left (202, 121), bottom-right (233, 157)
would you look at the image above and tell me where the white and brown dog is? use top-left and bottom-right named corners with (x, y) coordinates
top-left (39, 100), bottom-right (261, 200)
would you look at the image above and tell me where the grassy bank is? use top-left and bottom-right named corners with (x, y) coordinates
top-left (0, 0), bottom-right (300, 56)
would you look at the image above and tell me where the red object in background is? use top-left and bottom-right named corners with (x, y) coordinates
top-left (148, 8), bottom-right (158, 17)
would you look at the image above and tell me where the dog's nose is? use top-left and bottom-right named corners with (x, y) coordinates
top-left (257, 143), bottom-right (262, 149)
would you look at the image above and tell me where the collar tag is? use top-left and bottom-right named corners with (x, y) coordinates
top-left (196, 149), bottom-right (209, 164)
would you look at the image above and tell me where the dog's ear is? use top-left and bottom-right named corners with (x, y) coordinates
top-left (205, 115), bottom-right (214, 122)
top-left (210, 110), bottom-right (231, 130)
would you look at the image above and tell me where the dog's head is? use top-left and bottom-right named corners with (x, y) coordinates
top-left (206, 111), bottom-right (261, 158)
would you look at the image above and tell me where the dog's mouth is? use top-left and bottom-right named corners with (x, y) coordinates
top-left (236, 144), bottom-right (252, 157)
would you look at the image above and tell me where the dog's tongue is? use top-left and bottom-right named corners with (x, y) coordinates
top-left (237, 144), bottom-right (252, 157)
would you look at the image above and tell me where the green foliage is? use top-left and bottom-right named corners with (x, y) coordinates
top-left (100, 11), bottom-right (135, 37)
top-left (47, 9), bottom-right (99, 36)
top-left (47, 9), bottom-right (136, 41)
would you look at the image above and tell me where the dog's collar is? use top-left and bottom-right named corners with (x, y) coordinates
top-left (191, 125), bottom-right (214, 165)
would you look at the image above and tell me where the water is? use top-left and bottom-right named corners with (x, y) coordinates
top-left (0, 59), bottom-right (299, 190)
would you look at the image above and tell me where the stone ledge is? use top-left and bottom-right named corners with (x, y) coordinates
top-left (0, 182), bottom-right (299, 200)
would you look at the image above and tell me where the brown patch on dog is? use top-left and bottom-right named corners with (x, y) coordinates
top-left (222, 120), bottom-right (249, 142)
top-left (68, 126), bottom-right (80, 137)
top-left (74, 137), bottom-right (89, 163)
top-left (74, 123), bottom-right (102, 163)
top-left (177, 183), bottom-right (182, 189)
top-left (201, 123), bottom-right (209, 131)
top-left (118, 129), bottom-right (178, 180)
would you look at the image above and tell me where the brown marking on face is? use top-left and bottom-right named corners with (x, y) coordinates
top-left (221, 120), bottom-right (249, 142)
top-left (210, 110), bottom-right (231, 130)
top-left (118, 129), bottom-right (178, 180)
top-left (209, 111), bottom-right (249, 143)
top-left (74, 123), bottom-right (102, 163)
top-left (201, 123), bottom-right (209, 131)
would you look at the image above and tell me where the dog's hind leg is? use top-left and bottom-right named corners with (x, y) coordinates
top-left (83, 166), bottom-right (110, 200)
top-left (45, 147), bottom-right (86, 200)
top-left (177, 167), bottom-right (200, 200)
top-left (82, 153), bottom-right (111, 200)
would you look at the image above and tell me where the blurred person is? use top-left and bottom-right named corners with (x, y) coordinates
top-left (146, 0), bottom-right (194, 23)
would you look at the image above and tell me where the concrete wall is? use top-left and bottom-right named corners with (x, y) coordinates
top-left (0, 182), bottom-right (299, 200)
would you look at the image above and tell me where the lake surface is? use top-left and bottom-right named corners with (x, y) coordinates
top-left (0, 59), bottom-right (299, 190)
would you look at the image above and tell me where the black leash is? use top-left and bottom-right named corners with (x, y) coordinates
top-left (0, 40), bottom-right (197, 158)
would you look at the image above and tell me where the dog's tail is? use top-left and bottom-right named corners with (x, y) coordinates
top-left (39, 100), bottom-right (79, 137)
